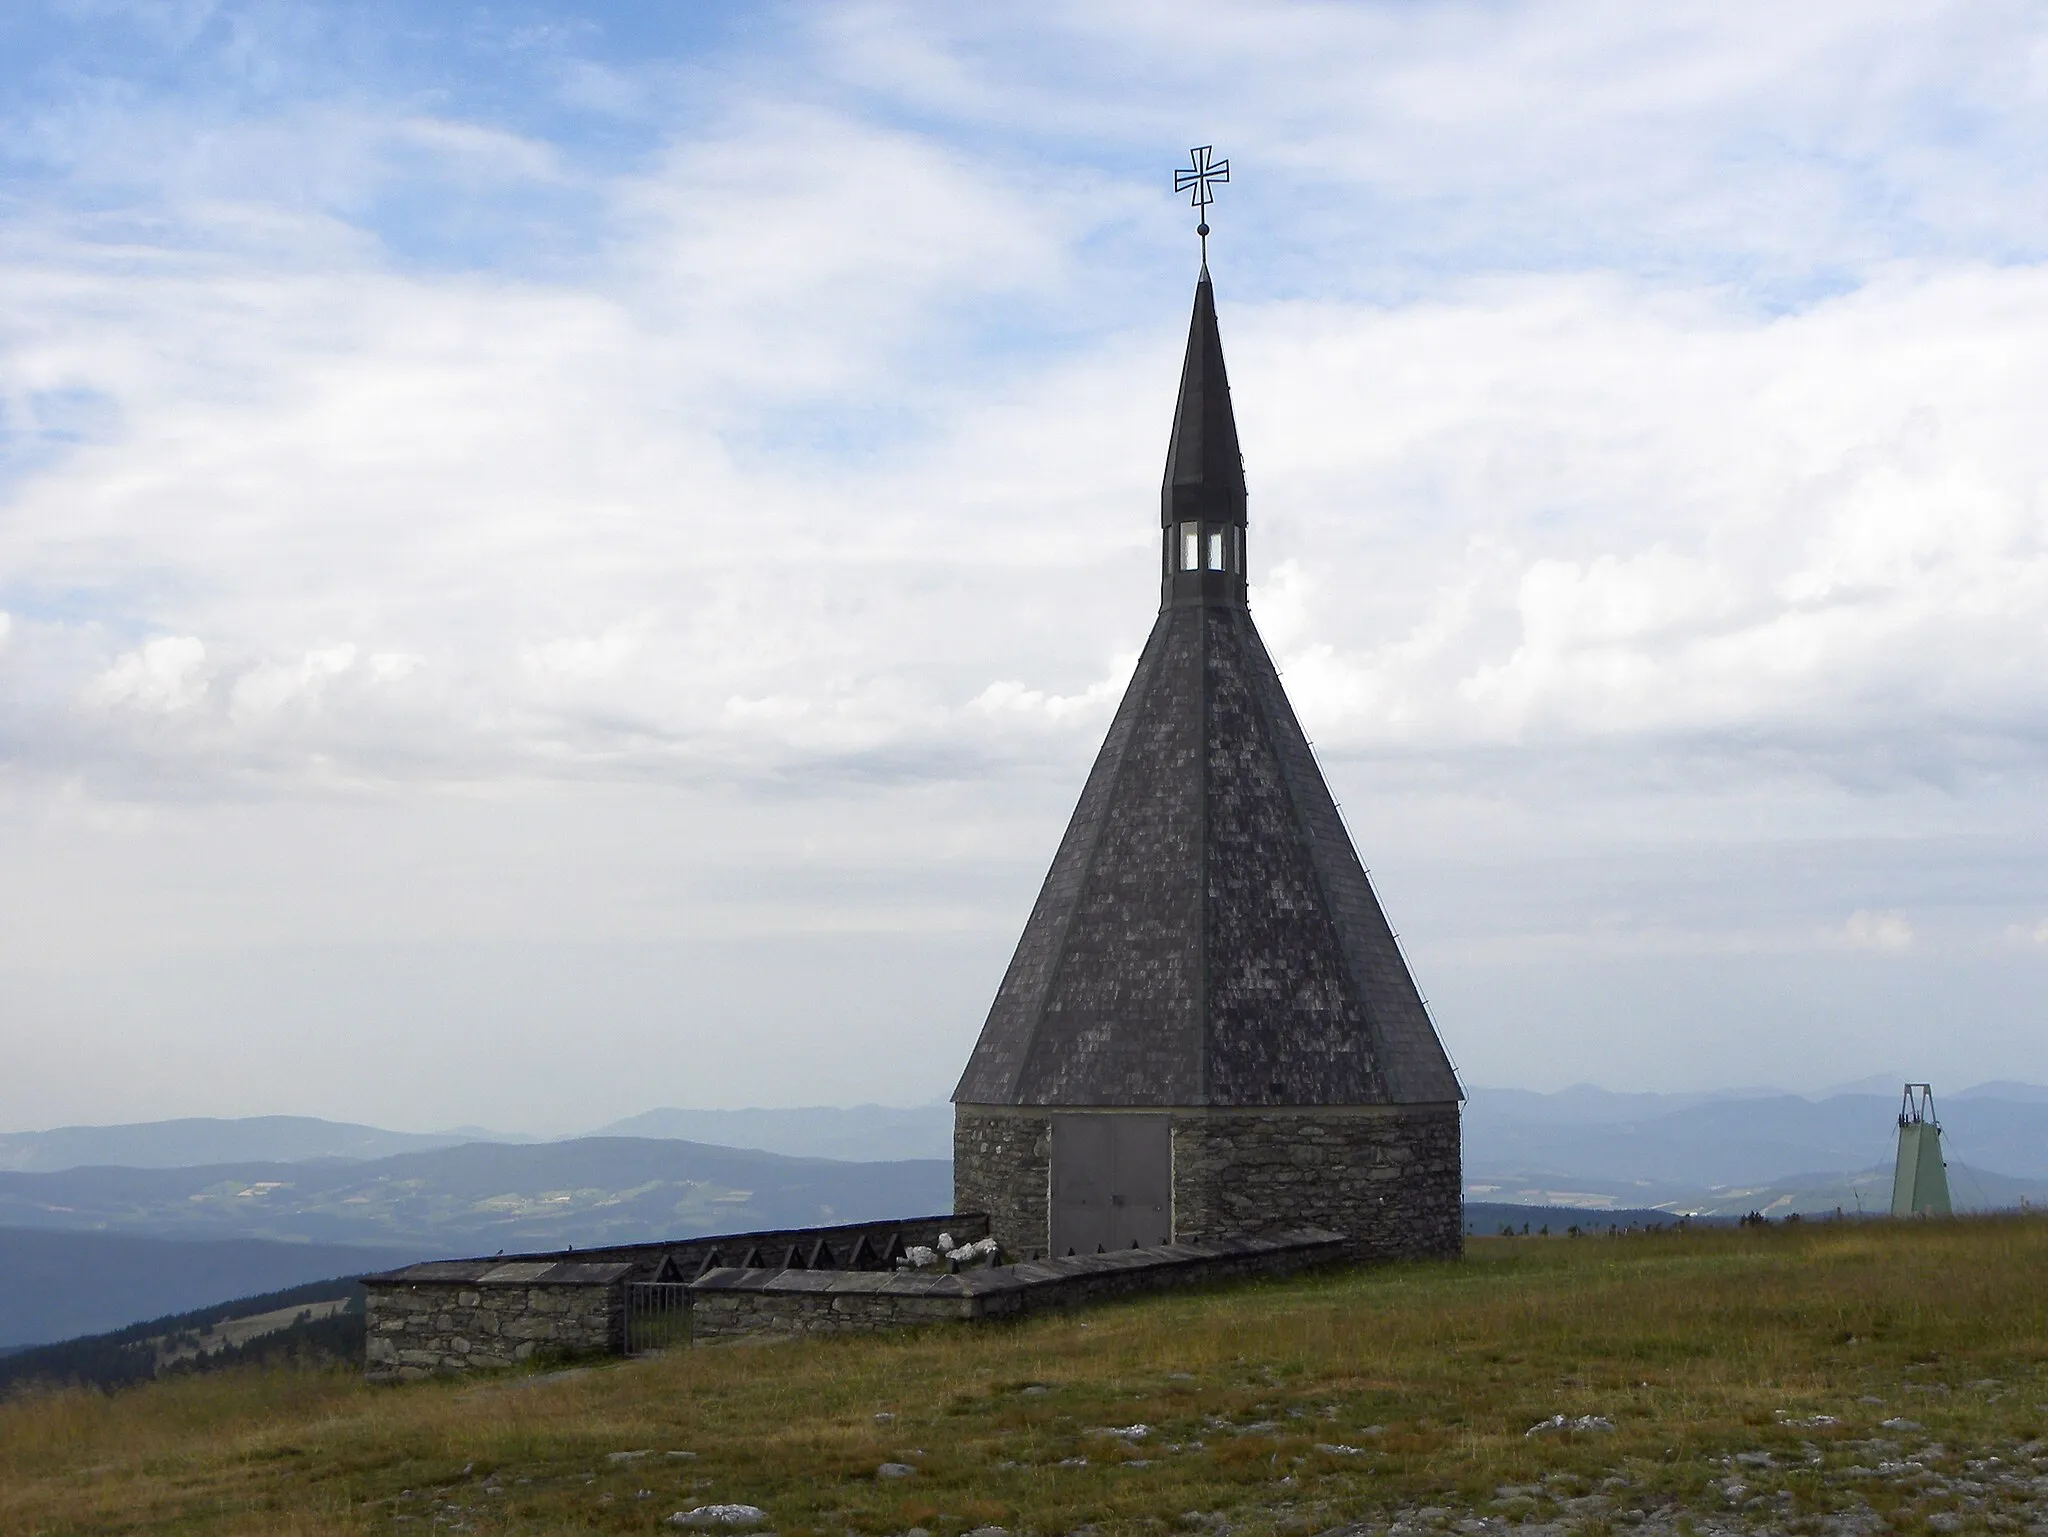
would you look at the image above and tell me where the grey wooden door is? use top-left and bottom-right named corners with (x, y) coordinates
top-left (1050, 1113), bottom-right (1171, 1256)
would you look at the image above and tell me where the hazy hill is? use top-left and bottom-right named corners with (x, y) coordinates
top-left (0, 1107), bottom-right (949, 1173)
top-left (0, 1115), bottom-right (529, 1174)
top-left (1465, 1161), bottom-right (2048, 1217)
top-left (1463, 1084), bottom-right (2048, 1203)
top-left (0, 1228), bottom-right (426, 1348)
top-left (592, 1104), bottom-right (953, 1161)
top-left (1952, 1080), bottom-right (2048, 1104)
top-left (0, 1136), bottom-right (953, 1250)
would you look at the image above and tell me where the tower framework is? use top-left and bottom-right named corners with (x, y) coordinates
top-left (1891, 1083), bottom-right (1953, 1218)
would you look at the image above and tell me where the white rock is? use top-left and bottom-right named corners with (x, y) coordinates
top-left (1525, 1414), bottom-right (1615, 1437)
top-left (668, 1504), bottom-right (768, 1527)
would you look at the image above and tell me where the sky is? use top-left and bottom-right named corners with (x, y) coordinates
top-left (4, 1), bottom-right (2048, 1136)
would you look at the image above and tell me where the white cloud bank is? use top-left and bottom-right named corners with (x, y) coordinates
top-left (12, 258), bottom-right (2047, 795)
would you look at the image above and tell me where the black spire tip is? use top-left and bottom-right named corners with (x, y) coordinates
top-left (1161, 263), bottom-right (1245, 532)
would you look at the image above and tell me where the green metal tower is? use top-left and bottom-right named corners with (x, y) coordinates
top-left (1890, 1083), bottom-right (1952, 1218)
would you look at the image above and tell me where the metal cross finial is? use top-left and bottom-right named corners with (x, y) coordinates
top-left (1174, 145), bottom-right (1229, 264)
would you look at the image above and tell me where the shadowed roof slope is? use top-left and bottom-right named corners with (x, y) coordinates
top-left (953, 272), bottom-right (1460, 1110)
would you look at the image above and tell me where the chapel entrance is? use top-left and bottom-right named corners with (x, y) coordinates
top-left (1049, 1113), bottom-right (1171, 1256)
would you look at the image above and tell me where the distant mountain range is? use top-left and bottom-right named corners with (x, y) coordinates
top-left (0, 1136), bottom-right (952, 1251)
top-left (0, 1115), bottom-right (534, 1173)
top-left (590, 1105), bottom-right (953, 1161)
top-left (1462, 1083), bottom-right (2048, 1215)
top-left (0, 1106), bottom-right (945, 1173)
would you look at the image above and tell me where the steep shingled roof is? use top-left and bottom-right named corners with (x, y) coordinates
top-left (953, 270), bottom-right (1460, 1109)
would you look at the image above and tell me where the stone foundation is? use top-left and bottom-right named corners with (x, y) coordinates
top-left (1171, 1104), bottom-right (1461, 1261)
top-left (953, 1108), bottom-right (1051, 1257)
top-left (954, 1102), bottom-right (1461, 1262)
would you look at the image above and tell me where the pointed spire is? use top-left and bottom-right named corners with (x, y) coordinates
top-left (1161, 266), bottom-right (1247, 530)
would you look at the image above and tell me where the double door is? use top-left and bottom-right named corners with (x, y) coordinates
top-left (1049, 1113), bottom-right (1171, 1256)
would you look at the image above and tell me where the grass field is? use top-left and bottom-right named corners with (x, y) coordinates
top-left (4, 1215), bottom-right (2047, 1535)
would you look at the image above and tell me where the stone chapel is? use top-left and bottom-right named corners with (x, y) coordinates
top-left (952, 264), bottom-right (1464, 1263)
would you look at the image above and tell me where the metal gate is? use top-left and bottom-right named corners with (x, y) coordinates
top-left (1050, 1113), bottom-right (1171, 1256)
top-left (624, 1282), bottom-right (692, 1353)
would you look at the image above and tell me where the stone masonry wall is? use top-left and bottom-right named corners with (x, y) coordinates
top-left (365, 1282), bottom-right (622, 1382)
top-left (690, 1286), bottom-right (977, 1340)
top-left (1170, 1104), bottom-right (1461, 1261)
top-left (687, 1230), bottom-right (1347, 1342)
top-left (954, 1107), bottom-right (1051, 1258)
top-left (963, 1102), bottom-right (1460, 1263)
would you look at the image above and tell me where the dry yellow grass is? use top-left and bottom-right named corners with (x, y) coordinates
top-left (4, 1215), bottom-right (2046, 1535)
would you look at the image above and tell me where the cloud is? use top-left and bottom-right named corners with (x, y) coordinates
top-left (228, 643), bottom-right (358, 719)
top-left (839, 2), bottom-right (2048, 294)
top-left (968, 654), bottom-right (1136, 729)
top-left (1842, 909), bottom-right (1915, 952)
top-left (89, 636), bottom-right (210, 713)
top-left (1236, 267), bottom-right (2048, 777)
top-left (13, 253), bottom-right (2048, 797)
top-left (2008, 918), bottom-right (2048, 950)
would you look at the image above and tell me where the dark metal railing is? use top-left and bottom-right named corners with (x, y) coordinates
top-left (624, 1282), bottom-right (692, 1353)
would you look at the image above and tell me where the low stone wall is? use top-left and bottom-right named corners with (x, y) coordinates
top-left (365, 1264), bottom-right (629, 1382)
top-left (1172, 1104), bottom-right (1462, 1262)
top-left (363, 1216), bottom-right (988, 1381)
top-left (362, 1191), bottom-right (1393, 1380)
top-left (688, 1271), bottom-right (981, 1338)
top-left (687, 1228), bottom-right (1348, 1341)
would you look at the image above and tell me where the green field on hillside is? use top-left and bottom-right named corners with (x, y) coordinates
top-left (5, 1216), bottom-right (2047, 1535)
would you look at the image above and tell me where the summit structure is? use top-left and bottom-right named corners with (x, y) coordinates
top-left (952, 267), bottom-right (1463, 1263)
